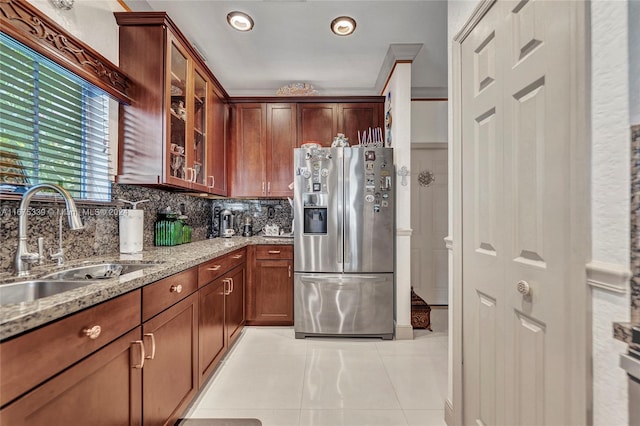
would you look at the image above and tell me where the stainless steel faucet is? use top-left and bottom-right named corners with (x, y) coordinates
top-left (14, 183), bottom-right (84, 276)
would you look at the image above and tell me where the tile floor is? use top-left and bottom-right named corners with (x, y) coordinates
top-left (185, 308), bottom-right (449, 426)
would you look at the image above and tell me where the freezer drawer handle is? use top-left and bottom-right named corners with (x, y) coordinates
top-left (268, 250), bottom-right (281, 254)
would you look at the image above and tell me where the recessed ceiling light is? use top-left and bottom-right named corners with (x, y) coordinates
top-left (227, 11), bottom-right (254, 32)
top-left (331, 16), bottom-right (356, 36)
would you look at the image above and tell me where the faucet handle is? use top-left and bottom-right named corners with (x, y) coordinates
top-left (37, 237), bottom-right (44, 265)
top-left (50, 247), bottom-right (65, 266)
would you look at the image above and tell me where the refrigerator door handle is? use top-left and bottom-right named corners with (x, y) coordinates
top-left (337, 149), bottom-right (344, 266)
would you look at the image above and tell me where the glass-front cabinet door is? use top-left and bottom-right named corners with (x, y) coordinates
top-left (167, 37), bottom-right (189, 186)
top-left (191, 66), bottom-right (208, 191)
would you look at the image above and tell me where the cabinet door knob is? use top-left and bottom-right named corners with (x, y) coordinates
top-left (268, 250), bottom-right (281, 254)
top-left (223, 278), bottom-right (231, 295)
top-left (131, 340), bottom-right (145, 369)
top-left (288, 264), bottom-right (292, 278)
top-left (83, 325), bottom-right (102, 340)
top-left (143, 333), bottom-right (156, 360)
top-left (267, 181), bottom-right (271, 194)
top-left (232, 254), bottom-right (243, 259)
top-left (207, 265), bottom-right (222, 271)
top-left (170, 284), bottom-right (183, 293)
top-left (262, 182), bottom-right (265, 195)
top-left (208, 175), bottom-right (215, 188)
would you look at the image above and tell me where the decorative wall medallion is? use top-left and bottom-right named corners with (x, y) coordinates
top-left (418, 170), bottom-right (435, 187)
top-left (276, 83), bottom-right (318, 96)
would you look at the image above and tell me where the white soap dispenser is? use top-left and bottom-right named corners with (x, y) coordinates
top-left (119, 198), bottom-right (149, 254)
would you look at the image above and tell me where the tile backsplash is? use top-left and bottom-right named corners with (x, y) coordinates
top-left (0, 183), bottom-right (294, 273)
top-left (0, 184), bottom-right (211, 273)
top-left (212, 198), bottom-right (293, 236)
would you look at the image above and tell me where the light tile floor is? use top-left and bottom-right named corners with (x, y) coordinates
top-left (186, 308), bottom-right (448, 426)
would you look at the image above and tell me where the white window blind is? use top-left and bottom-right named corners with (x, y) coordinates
top-left (0, 32), bottom-right (113, 202)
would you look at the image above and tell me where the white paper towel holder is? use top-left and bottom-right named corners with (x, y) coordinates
top-left (119, 199), bottom-right (149, 254)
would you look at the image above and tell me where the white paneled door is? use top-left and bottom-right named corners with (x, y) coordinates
top-left (460, 0), bottom-right (587, 424)
top-left (411, 145), bottom-right (449, 305)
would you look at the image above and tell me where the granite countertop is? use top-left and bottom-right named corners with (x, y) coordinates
top-left (0, 236), bottom-right (293, 341)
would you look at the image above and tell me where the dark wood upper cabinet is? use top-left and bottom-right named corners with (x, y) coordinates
top-left (297, 100), bottom-right (384, 147)
top-left (114, 12), bottom-right (227, 195)
top-left (208, 90), bottom-right (228, 195)
top-left (337, 103), bottom-right (384, 146)
top-left (297, 103), bottom-right (338, 146)
top-left (230, 103), bottom-right (296, 198)
top-left (230, 103), bottom-right (266, 197)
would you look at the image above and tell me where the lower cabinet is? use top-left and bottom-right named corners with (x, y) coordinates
top-left (225, 263), bottom-right (245, 344)
top-left (143, 293), bottom-right (198, 426)
top-left (247, 245), bottom-right (294, 325)
top-left (0, 247), bottom-right (255, 425)
top-left (198, 278), bottom-right (226, 387)
top-left (0, 327), bottom-right (143, 425)
top-left (198, 250), bottom-right (246, 386)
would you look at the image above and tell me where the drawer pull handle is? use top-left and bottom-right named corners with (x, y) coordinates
top-left (232, 254), bottom-right (243, 259)
top-left (207, 265), bottom-right (222, 271)
top-left (83, 325), bottom-right (102, 340)
top-left (268, 250), bottom-right (281, 254)
top-left (143, 333), bottom-right (156, 360)
top-left (131, 340), bottom-right (145, 369)
top-left (170, 284), bottom-right (183, 293)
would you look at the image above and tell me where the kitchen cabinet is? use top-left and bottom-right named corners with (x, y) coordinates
top-left (140, 267), bottom-right (198, 426)
top-left (0, 290), bottom-right (142, 424)
top-left (230, 103), bottom-right (296, 197)
top-left (0, 290), bottom-right (141, 407)
top-left (0, 249), bottom-right (249, 425)
top-left (142, 293), bottom-right (198, 426)
top-left (247, 245), bottom-right (294, 326)
top-left (225, 263), bottom-right (246, 343)
top-left (198, 278), bottom-right (226, 387)
top-left (197, 248), bottom-right (246, 386)
top-left (114, 12), bottom-right (227, 194)
top-left (297, 101), bottom-right (383, 147)
top-left (0, 328), bottom-right (143, 426)
top-left (208, 88), bottom-right (228, 195)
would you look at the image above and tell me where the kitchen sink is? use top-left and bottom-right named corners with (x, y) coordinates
top-left (0, 280), bottom-right (96, 305)
top-left (41, 262), bottom-right (162, 281)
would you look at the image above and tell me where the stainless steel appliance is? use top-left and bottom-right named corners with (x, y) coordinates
top-left (220, 209), bottom-right (235, 237)
top-left (293, 147), bottom-right (394, 339)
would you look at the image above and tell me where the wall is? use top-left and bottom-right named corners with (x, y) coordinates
top-left (590, 1), bottom-right (632, 424)
top-left (447, 0), bottom-right (633, 424)
top-left (630, 0), bottom-right (640, 125)
top-left (411, 100), bottom-right (448, 144)
top-left (446, 0), bottom-right (479, 412)
top-left (383, 63), bottom-right (414, 340)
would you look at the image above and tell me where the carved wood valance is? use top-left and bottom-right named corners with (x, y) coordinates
top-left (0, 0), bottom-right (131, 103)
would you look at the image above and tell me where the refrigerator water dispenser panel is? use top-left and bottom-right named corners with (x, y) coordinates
top-left (304, 208), bottom-right (327, 234)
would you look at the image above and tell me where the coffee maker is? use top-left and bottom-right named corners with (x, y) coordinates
top-left (220, 209), bottom-right (235, 237)
top-left (242, 215), bottom-right (253, 237)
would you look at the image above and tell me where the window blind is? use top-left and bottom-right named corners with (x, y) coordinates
top-left (0, 32), bottom-right (112, 202)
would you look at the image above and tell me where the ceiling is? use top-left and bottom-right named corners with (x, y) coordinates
top-left (124, 1), bottom-right (448, 98)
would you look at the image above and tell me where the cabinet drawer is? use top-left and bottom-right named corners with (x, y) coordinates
top-left (142, 267), bottom-right (197, 321)
top-left (255, 245), bottom-right (293, 259)
top-left (0, 290), bottom-right (141, 407)
top-left (198, 255), bottom-right (230, 287)
top-left (227, 248), bottom-right (247, 270)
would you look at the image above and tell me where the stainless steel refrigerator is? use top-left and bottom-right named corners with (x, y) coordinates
top-left (293, 146), bottom-right (395, 339)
